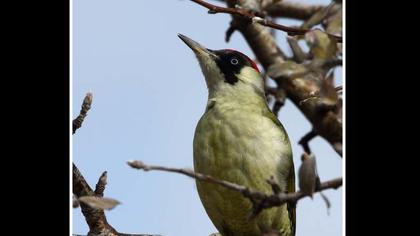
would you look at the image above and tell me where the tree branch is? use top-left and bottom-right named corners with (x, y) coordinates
top-left (287, 36), bottom-right (307, 63)
top-left (73, 93), bottom-right (93, 134)
top-left (263, 1), bottom-right (324, 20)
top-left (128, 160), bottom-right (342, 217)
top-left (271, 87), bottom-right (286, 116)
top-left (73, 164), bottom-right (119, 236)
top-left (73, 93), bottom-right (159, 236)
top-left (301, 1), bottom-right (338, 29)
top-left (73, 168), bottom-right (160, 236)
top-left (298, 130), bottom-right (317, 154)
top-left (224, 0), bottom-right (342, 156)
top-left (95, 171), bottom-right (107, 197)
top-left (189, 0), bottom-right (341, 42)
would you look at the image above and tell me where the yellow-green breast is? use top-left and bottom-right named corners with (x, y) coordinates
top-left (193, 100), bottom-right (295, 236)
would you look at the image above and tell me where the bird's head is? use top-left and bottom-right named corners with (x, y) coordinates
top-left (178, 34), bottom-right (265, 101)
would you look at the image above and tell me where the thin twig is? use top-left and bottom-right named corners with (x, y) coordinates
top-left (73, 194), bottom-right (80, 208)
top-left (265, 86), bottom-right (286, 116)
top-left (128, 160), bottom-right (342, 216)
top-left (266, 176), bottom-right (281, 195)
top-left (265, 86), bottom-right (277, 96)
top-left (298, 130), bottom-right (317, 154)
top-left (128, 160), bottom-right (251, 194)
top-left (73, 93), bottom-right (93, 134)
top-left (272, 87), bottom-right (286, 116)
top-left (272, 98), bottom-right (284, 116)
top-left (301, 1), bottom-right (337, 29)
top-left (189, 0), bottom-right (342, 42)
top-left (95, 171), bottom-right (108, 197)
top-left (287, 36), bottom-right (307, 63)
top-left (225, 20), bottom-right (238, 42)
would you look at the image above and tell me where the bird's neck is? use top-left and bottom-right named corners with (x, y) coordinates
top-left (206, 83), bottom-right (268, 112)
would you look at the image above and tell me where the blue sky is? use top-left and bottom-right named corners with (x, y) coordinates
top-left (72, 0), bottom-right (343, 235)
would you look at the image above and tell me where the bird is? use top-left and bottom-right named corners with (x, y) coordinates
top-left (178, 34), bottom-right (295, 236)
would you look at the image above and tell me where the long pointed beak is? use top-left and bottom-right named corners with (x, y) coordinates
top-left (178, 33), bottom-right (217, 59)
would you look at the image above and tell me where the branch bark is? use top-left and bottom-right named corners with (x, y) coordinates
top-left (223, 0), bottom-right (342, 156)
top-left (73, 93), bottom-right (159, 236)
top-left (128, 160), bottom-right (342, 217)
top-left (263, 1), bottom-right (324, 20)
top-left (299, 130), bottom-right (317, 154)
top-left (190, 0), bottom-right (341, 42)
top-left (73, 164), bottom-right (120, 236)
top-left (73, 93), bottom-right (93, 134)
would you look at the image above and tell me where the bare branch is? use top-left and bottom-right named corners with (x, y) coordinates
top-left (266, 84), bottom-right (287, 116)
top-left (225, 19), bottom-right (241, 42)
top-left (269, 58), bottom-right (341, 85)
top-left (263, 1), bottom-right (324, 20)
top-left (298, 130), bottom-right (317, 154)
top-left (189, 0), bottom-right (342, 42)
top-left (224, 0), bottom-right (342, 155)
top-left (128, 160), bottom-right (250, 193)
top-left (319, 192), bottom-right (331, 215)
top-left (74, 163), bottom-right (159, 236)
top-left (73, 194), bottom-right (80, 208)
top-left (73, 95), bottom-right (159, 236)
top-left (73, 93), bottom-right (93, 134)
top-left (73, 166), bottom-right (116, 234)
top-left (128, 160), bottom-right (342, 217)
top-left (95, 171), bottom-right (108, 197)
top-left (301, 2), bottom-right (338, 29)
top-left (73, 163), bottom-right (95, 197)
top-left (271, 88), bottom-right (286, 116)
top-left (265, 86), bottom-right (277, 96)
top-left (287, 36), bottom-right (307, 63)
top-left (73, 164), bottom-right (119, 236)
top-left (266, 176), bottom-right (281, 195)
top-left (333, 142), bottom-right (342, 156)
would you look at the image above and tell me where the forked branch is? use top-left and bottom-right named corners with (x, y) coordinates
top-left (73, 93), bottom-right (160, 236)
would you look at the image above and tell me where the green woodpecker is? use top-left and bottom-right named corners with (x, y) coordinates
top-left (178, 34), bottom-right (295, 236)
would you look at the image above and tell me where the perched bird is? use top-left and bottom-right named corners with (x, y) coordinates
top-left (178, 34), bottom-right (295, 236)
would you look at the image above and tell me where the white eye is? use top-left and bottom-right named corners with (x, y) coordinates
top-left (230, 58), bottom-right (239, 65)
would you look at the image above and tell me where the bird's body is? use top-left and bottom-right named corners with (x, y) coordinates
top-left (178, 34), bottom-right (295, 236)
top-left (194, 94), bottom-right (294, 236)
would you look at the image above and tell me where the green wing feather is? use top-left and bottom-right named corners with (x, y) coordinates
top-left (287, 162), bottom-right (296, 235)
top-left (263, 104), bottom-right (296, 235)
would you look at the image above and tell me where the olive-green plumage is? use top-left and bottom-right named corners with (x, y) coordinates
top-left (194, 94), bottom-right (295, 236)
top-left (178, 34), bottom-right (295, 236)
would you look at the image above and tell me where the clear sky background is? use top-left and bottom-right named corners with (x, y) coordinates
top-left (72, 0), bottom-right (343, 235)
